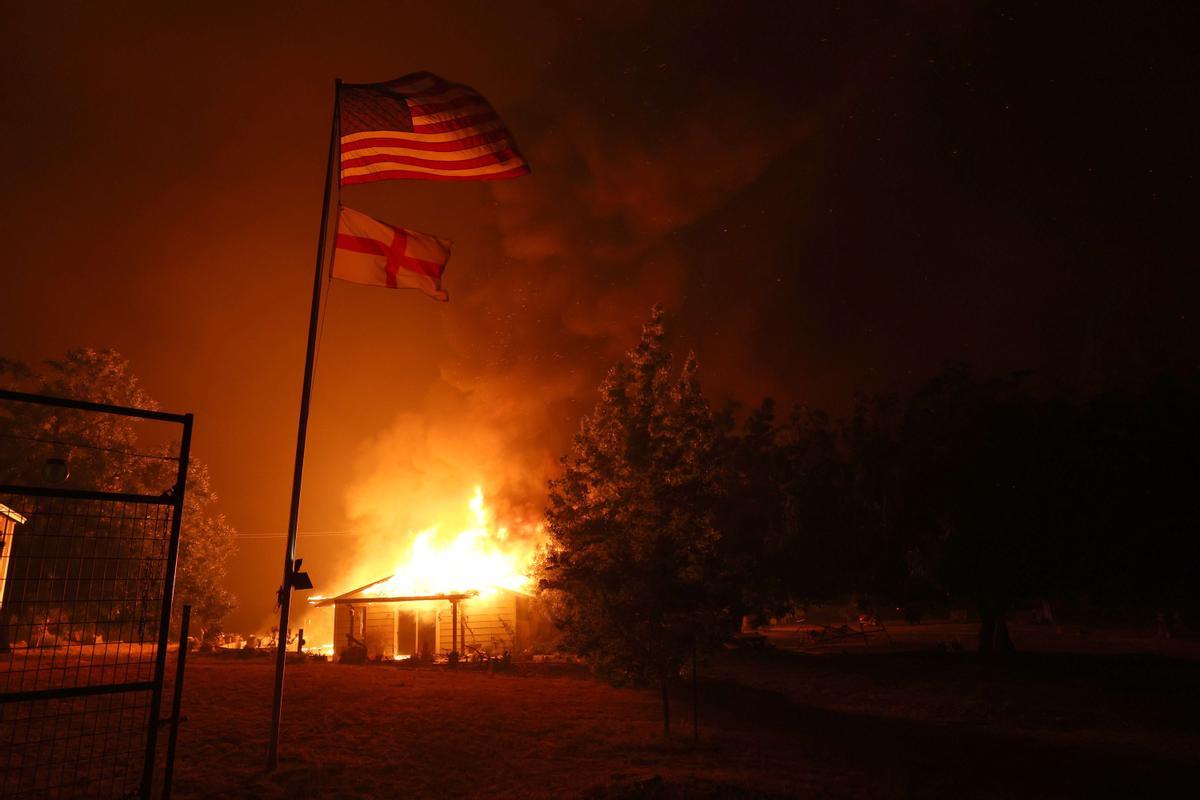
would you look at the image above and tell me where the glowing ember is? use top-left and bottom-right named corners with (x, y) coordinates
top-left (363, 487), bottom-right (535, 599)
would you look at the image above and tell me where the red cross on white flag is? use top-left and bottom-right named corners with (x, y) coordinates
top-left (331, 206), bottom-right (452, 301)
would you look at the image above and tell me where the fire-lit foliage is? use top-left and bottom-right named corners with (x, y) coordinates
top-left (0, 349), bottom-right (237, 641)
top-left (538, 306), bottom-right (737, 734)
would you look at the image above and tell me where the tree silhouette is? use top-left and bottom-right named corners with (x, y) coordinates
top-left (538, 306), bottom-right (734, 736)
top-left (0, 349), bottom-right (236, 642)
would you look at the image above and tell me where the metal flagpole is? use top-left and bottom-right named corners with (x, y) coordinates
top-left (268, 77), bottom-right (341, 771)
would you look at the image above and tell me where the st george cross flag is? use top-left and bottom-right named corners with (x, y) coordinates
top-left (332, 206), bottom-right (451, 301)
top-left (339, 72), bottom-right (529, 184)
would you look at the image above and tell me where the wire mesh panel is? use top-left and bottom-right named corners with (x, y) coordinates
top-left (0, 390), bottom-right (191, 800)
top-left (0, 497), bottom-right (173, 692)
top-left (1, 689), bottom-right (153, 798)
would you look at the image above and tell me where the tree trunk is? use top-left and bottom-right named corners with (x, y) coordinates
top-left (994, 612), bottom-right (1015, 654)
top-left (978, 601), bottom-right (996, 655)
top-left (661, 678), bottom-right (671, 739)
top-left (977, 599), bottom-right (1016, 655)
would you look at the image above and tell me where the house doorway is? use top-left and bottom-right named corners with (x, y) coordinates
top-left (395, 607), bottom-right (437, 660)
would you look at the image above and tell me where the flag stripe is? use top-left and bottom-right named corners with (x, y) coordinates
top-left (342, 165), bottom-right (529, 184)
top-left (341, 119), bottom-right (510, 146)
top-left (392, 251), bottom-right (443, 280)
top-left (340, 146), bottom-right (513, 165)
top-left (335, 233), bottom-right (387, 256)
top-left (340, 155), bottom-right (523, 178)
top-left (340, 135), bottom-right (508, 160)
top-left (341, 149), bottom-right (520, 172)
top-left (341, 132), bottom-right (511, 156)
top-left (337, 248), bottom-right (446, 297)
top-left (410, 111), bottom-right (500, 134)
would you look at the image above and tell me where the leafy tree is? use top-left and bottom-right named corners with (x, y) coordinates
top-left (542, 343), bottom-right (1200, 669)
top-left (537, 307), bottom-right (734, 736)
top-left (0, 350), bottom-right (158, 492)
top-left (164, 461), bottom-right (237, 642)
top-left (716, 395), bottom-right (900, 623)
top-left (825, 366), bottom-right (1200, 651)
top-left (778, 404), bottom-right (874, 608)
top-left (713, 398), bottom-right (791, 622)
top-left (775, 367), bottom-right (1074, 652)
top-left (0, 348), bottom-right (237, 642)
top-left (1063, 374), bottom-right (1200, 628)
top-left (893, 368), bottom-right (1062, 652)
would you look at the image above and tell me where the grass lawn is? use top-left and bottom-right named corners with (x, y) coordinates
top-left (167, 624), bottom-right (1200, 798)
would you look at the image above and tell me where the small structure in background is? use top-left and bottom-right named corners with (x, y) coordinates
top-left (0, 503), bottom-right (28, 653)
top-left (310, 574), bottom-right (549, 663)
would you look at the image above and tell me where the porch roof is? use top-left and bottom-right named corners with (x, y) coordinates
top-left (307, 573), bottom-right (478, 608)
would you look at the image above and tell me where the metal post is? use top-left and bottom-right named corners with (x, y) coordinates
top-left (692, 639), bottom-right (699, 743)
top-left (141, 413), bottom-right (193, 799)
top-left (268, 78), bottom-right (341, 771)
top-left (162, 604), bottom-right (191, 800)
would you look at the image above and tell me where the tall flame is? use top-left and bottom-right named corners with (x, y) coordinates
top-left (363, 487), bottom-right (534, 599)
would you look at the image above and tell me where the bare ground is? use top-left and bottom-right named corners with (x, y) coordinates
top-left (166, 624), bottom-right (1200, 799)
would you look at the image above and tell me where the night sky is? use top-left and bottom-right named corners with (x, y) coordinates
top-left (1, 2), bottom-right (1194, 631)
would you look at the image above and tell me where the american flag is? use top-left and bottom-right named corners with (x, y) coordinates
top-left (338, 72), bottom-right (529, 185)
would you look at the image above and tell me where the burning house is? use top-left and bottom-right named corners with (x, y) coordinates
top-left (313, 578), bottom-right (540, 662)
top-left (308, 487), bottom-right (552, 662)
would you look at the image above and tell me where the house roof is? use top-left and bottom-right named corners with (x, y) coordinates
top-left (0, 503), bottom-right (27, 525)
top-left (308, 572), bottom-right (532, 607)
top-left (307, 573), bottom-right (478, 607)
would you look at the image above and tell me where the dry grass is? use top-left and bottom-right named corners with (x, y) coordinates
top-left (170, 659), bottom-right (725, 799)
top-left (166, 625), bottom-right (1200, 798)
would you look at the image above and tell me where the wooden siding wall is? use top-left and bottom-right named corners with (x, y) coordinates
top-left (331, 592), bottom-right (528, 660)
top-left (332, 603), bottom-right (394, 659)
top-left (364, 606), bottom-right (395, 658)
top-left (332, 603), bottom-right (347, 654)
top-left (438, 593), bottom-right (518, 655)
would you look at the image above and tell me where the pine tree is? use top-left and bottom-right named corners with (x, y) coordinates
top-left (538, 306), bottom-right (733, 737)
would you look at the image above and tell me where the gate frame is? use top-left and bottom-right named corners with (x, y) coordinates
top-left (0, 388), bottom-right (193, 800)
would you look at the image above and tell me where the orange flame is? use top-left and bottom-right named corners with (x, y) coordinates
top-left (363, 486), bottom-right (536, 599)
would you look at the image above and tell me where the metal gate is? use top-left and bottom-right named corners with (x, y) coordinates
top-left (0, 389), bottom-right (192, 799)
